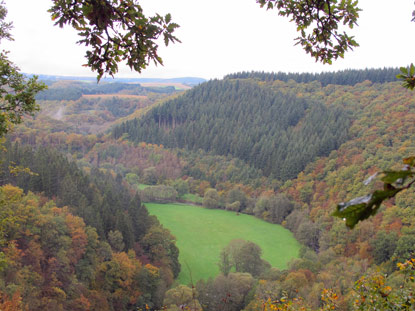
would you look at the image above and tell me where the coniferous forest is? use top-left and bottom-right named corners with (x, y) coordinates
top-left (112, 79), bottom-right (350, 181)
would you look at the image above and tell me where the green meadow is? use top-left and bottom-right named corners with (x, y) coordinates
top-left (180, 193), bottom-right (203, 204)
top-left (137, 183), bottom-right (150, 190)
top-left (145, 203), bottom-right (300, 285)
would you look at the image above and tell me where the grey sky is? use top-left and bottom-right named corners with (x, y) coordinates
top-left (3, 0), bottom-right (415, 79)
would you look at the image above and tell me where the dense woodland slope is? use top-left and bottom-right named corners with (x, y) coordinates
top-left (112, 79), bottom-right (350, 181)
top-left (253, 78), bottom-right (415, 310)
top-left (0, 185), bottom-right (172, 310)
top-left (3, 68), bottom-right (415, 310)
top-left (0, 145), bottom-right (180, 310)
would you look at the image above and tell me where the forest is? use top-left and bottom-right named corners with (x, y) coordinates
top-left (1, 68), bottom-right (415, 310)
top-left (224, 67), bottom-right (400, 86)
top-left (112, 79), bottom-right (350, 181)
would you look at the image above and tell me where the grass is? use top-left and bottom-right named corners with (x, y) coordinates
top-left (180, 193), bottom-right (203, 204)
top-left (145, 203), bottom-right (300, 285)
top-left (137, 183), bottom-right (151, 190)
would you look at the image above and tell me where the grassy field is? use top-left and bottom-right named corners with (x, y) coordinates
top-left (180, 193), bottom-right (203, 204)
top-left (137, 184), bottom-right (151, 190)
top-left (145, 203), bottom-right (300, 285)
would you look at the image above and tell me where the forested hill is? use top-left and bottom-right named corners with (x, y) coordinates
top-left (112, 79), bottom-right (351, 181)
top-left (35, 80), bottom-right (173, 101)
top-left (0, 144), bottom-right (181, 309)
top-left (225, 67), bottom-right (399, 86)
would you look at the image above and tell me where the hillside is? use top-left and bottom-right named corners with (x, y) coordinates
top-left (244, 79), bottom-right (415, 309)
top-left (0, 145), bottom-right (180, 310)
top-left (20, 79), bottom-right (183, 135)
top-left (4, 69), bottom-right (415, 310)
top-left (112, 78), bottom-right (351, 181)
top-left (109, 74), bottom-right (415, 308)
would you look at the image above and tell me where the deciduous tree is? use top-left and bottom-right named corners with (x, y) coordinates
top-left (0, 5), bottom-right (45, 137)
top-left (219, 239), bottom-right (271, 277)
top-left (203, 188), bottom-right (220, 209)
top-left (257, 0), bottom-right (360, 63)
top-left (49, 0), bottom-right (180, 80)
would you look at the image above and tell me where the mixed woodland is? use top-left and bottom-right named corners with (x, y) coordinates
top-left (2, 68), bottom-right (415, 310)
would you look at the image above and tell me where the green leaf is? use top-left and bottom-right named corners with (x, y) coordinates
top-left (400, 66), bottom-right (408, 75)
top-left (164, 33), bottom-right (169, 46)
top-left (381, 170), bottom-right (413, 184)
top-left (370, 188), bottom-right (400, 204)
top-left (81, 5), bottom-right (93, 17)
top-left (333, 194), bottom-right (372, 229)
top-left (334, 188), bottom-right (401, 228)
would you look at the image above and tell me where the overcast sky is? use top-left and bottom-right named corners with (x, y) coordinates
top-left (2, 0), bottom-right (415, 80)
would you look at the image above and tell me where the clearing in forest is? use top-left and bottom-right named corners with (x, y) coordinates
top-left (146, 203), bottom-right (300, 285)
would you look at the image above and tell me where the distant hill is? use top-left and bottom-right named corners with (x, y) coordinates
top-left (225, 67), bottom-right (399, 86)
top-left (24, 73), bottom-right (207, 86)
top-left (21, 79), bottom-right (179, 134)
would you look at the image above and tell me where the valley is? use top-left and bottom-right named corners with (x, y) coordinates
top-left (1, 0), bottom-right (414, 309)
top-left (2, 68), bottom-right (415, 310)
